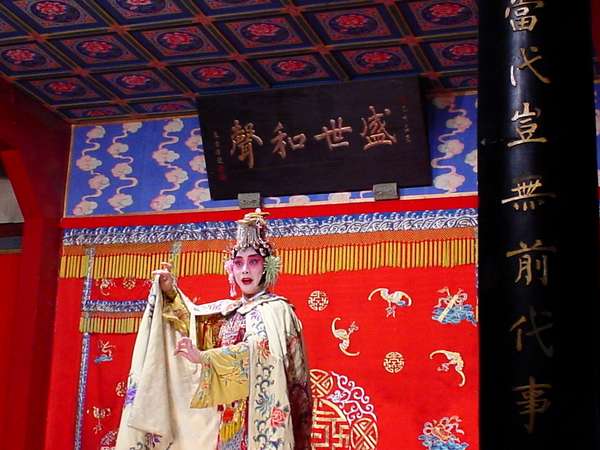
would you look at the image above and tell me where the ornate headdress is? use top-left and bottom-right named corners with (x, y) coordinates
top-left (224, 208), bottom-right (281, 297)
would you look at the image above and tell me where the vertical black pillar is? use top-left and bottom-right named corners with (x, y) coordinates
top-left (479, 1), bottom-right (600, 449)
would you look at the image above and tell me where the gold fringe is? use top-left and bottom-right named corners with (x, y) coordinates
top-left (59, 254), bottom-right (89, 278)
top-left (60, 237), bottom-right (478, 279)
top-left (79, 313), bottom-right (143, 334)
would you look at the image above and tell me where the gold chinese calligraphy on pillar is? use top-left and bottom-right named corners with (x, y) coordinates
top-left (510, 47), bottom-right (551, 87)
top-left (505, 0), bottom-right (545, 32)
top-left (505, 240), bottom-right (556, 286)
top-left (509, 305), bottom-right (553, 357)
top-left (513, 376), bottom-right (552, 434)
top-left (501, 177), bottom-right (556, 211)
top-left (507, 103), bottom-right (547, 148)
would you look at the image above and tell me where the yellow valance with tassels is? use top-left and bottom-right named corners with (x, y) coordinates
top-left (61, 228), bottom-right (477, 280)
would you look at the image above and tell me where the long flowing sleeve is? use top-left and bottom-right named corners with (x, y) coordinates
top-left (190, 342), bottom-right (250, 409)
top-left (116, 280), bottom-right (221, 450)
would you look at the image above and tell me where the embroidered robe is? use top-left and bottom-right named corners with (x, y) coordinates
top-left (115, 280), bottom-right (312, 450)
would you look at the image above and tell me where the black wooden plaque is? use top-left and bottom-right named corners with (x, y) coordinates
top-left (197, 77), bottom-right (430, 199)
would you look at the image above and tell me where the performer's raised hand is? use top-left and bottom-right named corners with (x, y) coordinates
top-left (174, 337), bottom-right (203, 363)
top-left (152, 261), bottom-right (176, 295)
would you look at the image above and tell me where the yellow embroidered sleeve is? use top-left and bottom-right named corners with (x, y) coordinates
top-left (190, 342), bottom-right (250, 409)
top-left (162, 292), bottom-right (190, 336)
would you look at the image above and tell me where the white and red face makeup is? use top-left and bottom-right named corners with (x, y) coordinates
top-left (232, 247), bottom-right (265, 297)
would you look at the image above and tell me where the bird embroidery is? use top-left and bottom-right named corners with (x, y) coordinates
top-left (368, 287), bottom-right (412, 317)
top-left (429, 349), bottom-right (466, 387)
top-left (331, 317), bottom-right (360, 357)
top-left (94, 340), bottom-right (115, 364)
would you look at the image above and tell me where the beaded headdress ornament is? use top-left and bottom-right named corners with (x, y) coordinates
top-left (224, 208), bottom-right (281, 297)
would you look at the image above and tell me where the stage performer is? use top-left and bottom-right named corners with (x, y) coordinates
top-left (115, 209), bottom-right (312, 450)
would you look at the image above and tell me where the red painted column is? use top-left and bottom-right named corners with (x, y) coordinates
top-left (0, 251), bottom-right (21, 397)
top-left (0, 78), bottom-right (70, 450)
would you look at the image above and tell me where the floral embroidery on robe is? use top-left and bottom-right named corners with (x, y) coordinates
top-left (117, 284), bottom-right (311, 450)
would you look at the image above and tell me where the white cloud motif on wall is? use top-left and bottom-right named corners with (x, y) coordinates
top-left (185, 128), bottom-right (209, 208)
top-left (73, 126), bottom-right (108, 215)
top-left (107, 142), bottom-right (128, 156)
top-left (432, 140), bottom-right (466, 193)
top-left (152, 148), bottom-right (180, 164)
top-left (186, 187), bottom-right (211, 207)
top-left (76, 155), bottom-right (102, 172)
top-left (108, 122), bottom-right (142, 214)
top-left (433, 172), bottom-right (466, 193)
top-left (86, 126), bottom-right (106, 140)
top-left (446, 115), bottom-right (472, 132)
top-left (111, 162), bottom-right (133, 178)
top-left (165, 118), bottom-right (184, 133)
top-left (464, 149), bottom-right (477, 173)
top-left (189, 155), bottom-right (206, 174)
top-left (72, 200), bottom-right (98, 216)
top-left (165, 167), bottom-right (189, 185)
top-left (430, 94), bottom-right (472, 194)
top-left (151, 119), bottom-right (188, 211)
top-left (328, 192), bottom-right (351, 203)
top-left (432, 95), bottom-right (455, 110)
top-left (289, 195), bottom-right (310, 205)
top-left (108, 193), bottom-right (133, 210)
top-left (438, 139), bottom-right (464, 156)
top-left (123, 122), bottom-right (142, 133)
top-left (88, 174), bottom-right (110, 190)
top-left (185, 133), bottom-right (203, 150)
top-left (150, 194), bottom-right (176, 211)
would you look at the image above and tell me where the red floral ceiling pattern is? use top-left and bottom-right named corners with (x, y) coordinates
top-left (0, 0), bottom-right (479, 122)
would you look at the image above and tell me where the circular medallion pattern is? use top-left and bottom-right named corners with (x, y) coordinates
top-left (1, 48), bottom-right (46, 67)
top-left (329, 13), bottom-right (378, 35)
top-left (271, 59), bottom-right (317, 78)
top-left (76, 40), bottom-right (123, 59)
top-left (422, 2), bottom-right (472, 26)
top-left (383, 352), bottom-right (405, 373)
top-left (240, 22), bottom-right (290, 43)
top-left (157, 31), bottom-right (203, 51)
top-left (441, 42), bottom-right (477, 62)
top-left (115, 0), bottom-right (166, 13)
top-left (192, 66), bottom-right (236, 84)
top-left (45, 80), bottom-right (85, 97)
top-left (308, 291), bottom-right (329, 311)
top-left (355, 51), bottom-right (401, 70)
top-left (116, 74), bottom-right (159, 91)
top-left (31, 1), bottom-right (81, 22)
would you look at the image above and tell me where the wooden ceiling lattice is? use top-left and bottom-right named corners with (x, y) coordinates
top-left (0, 0), bottom-right (479, 122)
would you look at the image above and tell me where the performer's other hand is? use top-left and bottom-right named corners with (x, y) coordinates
top-left (174, 337), bottom-right (203, 363)
top-left (152, 262), bottom-right (175, 295)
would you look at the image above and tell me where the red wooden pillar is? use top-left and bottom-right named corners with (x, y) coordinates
top-left (0, 79), bottom-right (70, 450)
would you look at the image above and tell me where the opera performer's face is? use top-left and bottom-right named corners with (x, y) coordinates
top-left (232, 247), bottom-right (265, 297)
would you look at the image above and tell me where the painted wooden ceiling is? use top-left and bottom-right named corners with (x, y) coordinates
top-left (0, 0), bottom-right (479, 122)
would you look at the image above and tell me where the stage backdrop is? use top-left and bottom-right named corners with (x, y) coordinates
top-left (63, 92), bottom-right (478, 217)
top-left (63, 82), bottom-right (600, 218)
top-left (47, 203), bottom-right (479, 450)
